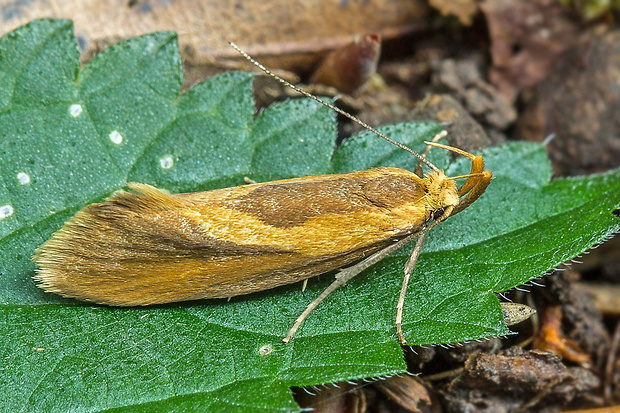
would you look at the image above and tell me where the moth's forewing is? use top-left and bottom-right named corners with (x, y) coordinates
top-left (34, 168), bottom-right (429, 305)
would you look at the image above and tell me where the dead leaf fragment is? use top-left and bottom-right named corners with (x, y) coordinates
top-left (444, 348), bottom-right (600, 411)
top-left (374, 375), bottom-right (440, 413)
top-left (294, 382), bottom-right (366, 413)
top-left (429, 0), bottom-right (480, 25)
top-left (532, 305), bottom-right (592, 367)
top-left (546, 271), bottom-right (611, 366)
top-left (501, 302), bottom-right (536, 326)
top-left (310, 33), bottom-right (381, 95)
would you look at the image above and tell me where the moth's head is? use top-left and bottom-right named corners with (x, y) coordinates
top-left (424, 170), bottom-right (459, 217)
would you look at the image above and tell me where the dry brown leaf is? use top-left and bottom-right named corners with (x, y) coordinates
top-left (1, 0), bottom-right (428, 74)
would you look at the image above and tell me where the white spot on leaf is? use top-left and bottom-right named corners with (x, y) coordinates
top-left (109, 130), bottom-right (123, 145)
top-left (69, 104), bottom-right (82, 117)
top-left (0, 204), bottom-right (14, 219)
top-left (258, 344), bottom-right (273, 356)
top-left (17, 172), bottom-right (30, 185)
top-left (159, 155), bottom-right (174, 169)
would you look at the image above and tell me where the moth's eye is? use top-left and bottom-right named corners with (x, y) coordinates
top-left (433, 208), bottom-right (445, 220)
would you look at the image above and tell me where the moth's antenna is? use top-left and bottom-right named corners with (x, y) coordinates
top-left (229, 42), bottom-right (439, 172)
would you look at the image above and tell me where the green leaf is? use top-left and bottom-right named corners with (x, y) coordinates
top-left (1, 19), bottom-right (619, 412)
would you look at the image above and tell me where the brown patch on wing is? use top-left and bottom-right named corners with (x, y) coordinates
top-left (229, 168), bottom-right (425, 228)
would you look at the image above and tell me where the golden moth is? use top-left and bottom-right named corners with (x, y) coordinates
top-left (33, 44), bottom-right (492, 345)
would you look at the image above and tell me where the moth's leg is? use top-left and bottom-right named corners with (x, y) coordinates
top-left (415, 131), bottom-right (448, 177)
top-left (397, 205), bottom-right (453, 344)
top-left (283, 231), bottom-right (421, 344)
top-left (243, 177), bottom-right (258, 185)
top-left (396, 230), bottom-right (428, 344)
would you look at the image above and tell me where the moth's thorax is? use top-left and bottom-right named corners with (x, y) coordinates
top-left (423, 170), bottom-right (459, 212)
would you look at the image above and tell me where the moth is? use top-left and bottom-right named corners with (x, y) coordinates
top-left (34, 43), bottom-right (492, 345)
